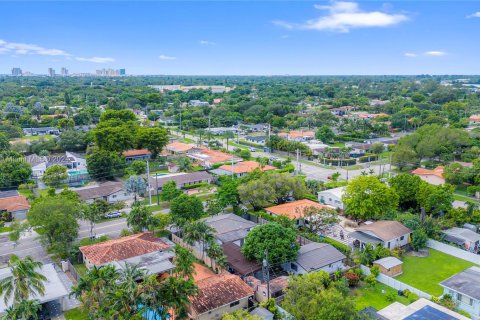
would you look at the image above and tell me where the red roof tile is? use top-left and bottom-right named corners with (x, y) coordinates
top-left (79, 232), bottom-right (170, 266)
top-left (219, 161), bottom-right (275, 174)
top-left (0, 195), bottom-right (30, 212)
top-left (265, 199), bottom-right (333, 220)
top-left (122, 149), bottom-right (151, 157)
top-left (411, 166), bottom-right (444, 179)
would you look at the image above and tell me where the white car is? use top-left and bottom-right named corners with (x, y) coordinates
top-left (104, 211), bottom-right (122, 219)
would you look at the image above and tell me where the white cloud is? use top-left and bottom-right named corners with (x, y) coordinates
top-left (467, 11), bottom-right (480, 18)
top-left (0, 39), bottom-right (71, 56)
top-left (75, 57), bottom-right (115, 63)
top-left (158, 55), bottom-right (177, 60)
top-left (404, 52), bottom-right (417, 57)
top-left (424, 51), bottom-right (447, 57)
top-left (200, 40), bottom-right (216, 46)
top-left (273, 1), bottom-right (408, 33)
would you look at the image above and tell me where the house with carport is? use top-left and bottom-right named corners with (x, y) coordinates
top-left (350, 220), bottom-right (411, 250)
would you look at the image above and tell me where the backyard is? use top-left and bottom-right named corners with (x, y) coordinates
top-left (64, 308), bottom-right (88, 320)
top-left (353, 282), bottom-right (411, 311)
top-left (396, 249), bottom-right (478, 296)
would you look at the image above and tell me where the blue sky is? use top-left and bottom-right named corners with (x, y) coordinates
top-left (0, 1), bottom-right (479, 75)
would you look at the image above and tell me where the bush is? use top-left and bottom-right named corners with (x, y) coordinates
top-left (345, 270), bottom-right (360, 287)
top-left (386, 291), bottom-right (397, 302)
top-left (365, 273), bottom-right (377, 287)
top-left (456, 309), bottom-right (472, 318)
top-left (358, 154), bottom-right (379, 163)
top-left (467, 185), bottom-right (480, 196)
top-left (370, 265), bottom-right (380, 277)
top-left (439, 294), bottom-right (456, 310)
top-left (182, 182), bottom-right (209, 190)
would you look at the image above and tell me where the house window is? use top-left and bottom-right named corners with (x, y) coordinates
top-left (469, 298), bottom-right (474, 306)
top-left (400, 236), bottom-right (405, 241)
top-left (387, 242), bottom-right (391, 249)
top-left (457, 293), bottom-right (462, 301)
top-left (112, 195), bottom-right (117, 198)
top-left (229, 301), bottom-right (239, 308)
top-left (291, 263), bottom-right (298, 271)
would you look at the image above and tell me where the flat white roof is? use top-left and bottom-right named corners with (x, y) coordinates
top-left (377, 298), bottom-right (469, 320)
top-left (0, 263), bottom-right (69, 313)
top-left (318, 186), bottom-right (346, 198)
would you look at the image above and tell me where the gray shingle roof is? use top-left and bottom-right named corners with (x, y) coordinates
top-left (204, 214), bottom-right (256, 243)
top-left (296, 242), bottom-right (346, 271)
top-left (442, 227), bottom-right (480, 243)
top-left (150, 171), bottom-right (213, 192)
top-left (374, 256), bottom-right (403, 269)
top-left (74, 181), bottom-right (124, 201)
top-left (440, 267), bottom-right (480, 300)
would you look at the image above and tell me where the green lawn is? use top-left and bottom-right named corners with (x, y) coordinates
top-left (64, 307), bottom-right (89, 320)
top-left (72, 262), bottom-right (88, 277)
top-left (397, 249), bottom-right (478, 296)
top-left (0, 226), bottom-right (12, 233)
top-left (353, 283), bottom-right (411, 311)
top-left (327, 142), bottom-right (345, 147)
top-left (18, 188), bottom-right (35, 199)
top-left (453, 193), bottom-right (479, 203)
top-left (21, 135), bottom-right (53, 141)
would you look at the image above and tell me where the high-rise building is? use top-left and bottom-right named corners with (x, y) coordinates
top-left (11, 68), bottom-right (22, 76)
top-left (61, 67), bottom-right (68, 76)
top-left (48, 68), bottom-right (55, 77)
top-left (119, 69), bottom-right (126, 76)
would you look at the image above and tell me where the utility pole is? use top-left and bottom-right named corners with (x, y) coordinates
top-left (296, 149), bottom-right (302, 175)
top-left (208, 115), bottom-right (211, 149)
top-left (268, 123), bottom-right (271, 153)
top-left (146, 160), bottom-right (152, 205)
top-left (155, 173), bottom-right (160, 205)
top-left (262, 250), bottom-right (270, 300)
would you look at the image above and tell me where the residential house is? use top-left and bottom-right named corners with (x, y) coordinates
top-left (411, 166), bottom-right (445, 185)
top-left (74, 181), bottom-right (132, 204)
top-left (204, 213), bottom-right (256, 247)
top-left (79, 232), bottom-right (172, 271)
top-left (149, 171), bottom-right (213, 194)
top-left (25, 153), bottom-right (81, 177)
top-left (442, 227), bottom-right (480, 253)
top-left (282, 242), bottom-right (346, 275)
top-left (245, 276), bottom-right (289, 303)
top-left (373, 256), bottom-right (403, 277)
top-left (265, 199), bottom-right (335, 228)
top-left (377, 298), bottom-right (470, 320)
top-left (166, 142), bottom-right (199, 155)
top-left (122, 149), bottom-right (152, 162)
top-left (65, 152), bottom-right (87, 171)
top-left (189, 100), bottom-right (210, 107)
top-left (189, 263), bottom-right (254, 320)
top-left (0, 191), bottom-right (30, 220)
top-left (22, 127), bottom-right (60, 136)
top-left (318, 186), bottom-right (345, 210)
top-left (345, 142), bottom-right (371, 157)
top-left (365, 137), bottom-right (398, 146)
top-left (470, 115), bottom-right (480, 125)
top-left (0, 264), bottom-right (70, 314)
top-left (213, 98), bottom-right (223, 104)
top-left (25, 154), bottom-right (47, 177)
top-left (211, 161), bottom-right (276, 177)
top-left (205, 127), bottom-right (241, 136)
top-left (46, 154), bottom-right (77, 169)
top-left (242, 124), bottom-right (267, 132)
top-left (330, 107), bottom-right (349, 117)
top-left (244, 135), bottom-right (267, 145)
top-left (440, 267), bottom-right (480, 319)
top-left (222, 242), bottom-right (262, 278)
top-left (370, 99), bottom-right (390, 106)
top-left (188, 148), bottom-right (242, 168)
top-left (350, 221), bottom-right (411, 250)
top-left (278, 131), bottom-right (315, 142)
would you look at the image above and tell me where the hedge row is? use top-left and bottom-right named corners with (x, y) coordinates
top-left (318, 158), bottom-right (357, 166)
top-left (358, 154), bottom-right (379, 163)
top-left (239, 140), bottom-right (264, 148)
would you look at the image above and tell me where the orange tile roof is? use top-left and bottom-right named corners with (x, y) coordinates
top-left (194, 148), bottom-right (241, 164)
top-left (411, 166), bottom-right (444, 179)
top-left (122, 149), bottom-right (151, 157)
top-left (265, 199), bottom-right (333, 220)
top-left (0, 195), bottom-right (30, 212)
top-left (219, 160), bottom-right (275, 174)
top-left (470, 115), bottom-right (480, 121)
top-left (166, 142), bottom-right (196, 153)
top-left (278, 131), bottom-right (315, 139)
top-left (190, 263), bottom-right (254, 315)
top-left (79, 232), bottom-right (170, 266)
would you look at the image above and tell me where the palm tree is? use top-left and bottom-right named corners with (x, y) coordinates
top-left (2, 299), bottom-right (42, 320)
top-left (173, 245), bottom-right (196, 279)
top-left (0, 255), bottom-right (46, 306)
top-left (183, 221), bottom-right (215, 260)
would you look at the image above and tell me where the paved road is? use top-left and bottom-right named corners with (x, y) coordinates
top-left (0, 218), bottom-right (128, 265)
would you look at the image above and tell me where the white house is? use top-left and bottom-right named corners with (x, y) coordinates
top-left (244, 135), bottom-right (267, 145)
top-left (440, 267), bottom-right (480, 319)
top-left (318, 186), bottom-right (345, 210)
top-left (65, 152), bottom-right (87, 171)
top-left (282, 242), bottom-right (346, 275)
top-left (350, 221), bottom-right (411, 250)
top-left (442, 227), bottom-right (480, 253)
top-left (74, 181), bottom-right (133, 204)
top-left (25, 154), bottom-right (47, 177)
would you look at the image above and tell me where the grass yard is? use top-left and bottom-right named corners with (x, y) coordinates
top-left (64, 307), bottom-right (89, 320)
top-left (0, 226), bottom-right (12, 233)
top-left (22, 135), bottom-right (53, 141)
top-left (353, 283), bottom-right (411, 311)
top-left (72, 262), bottom-right (88, 277)
top-left (453, 193), bottom-right (479, 203)
top-left (396, 249), bottom-right (478, 297)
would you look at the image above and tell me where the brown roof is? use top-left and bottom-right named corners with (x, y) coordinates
top-left (355, 221), bottom-right (411, 242)
top-left (122, 149), bottom-right (151, 157)
top-left (192, 148), bottom-right (241, 165)
top-left (79, 232), bottom-right (170, 265)
top-left (222, 242), bottom-right (262, 275)
top-left (166, 142), bottom-right (197, 153)
top-left (411, 166), bottom-right (444, 179)
top-left (219, 161), bottom-right (276, 174)
top-left (190, 265), bottom-right (254, 315)
top-left (469, 115), bottom-right (480, 121)
top-left (265, 199), bottom-right (334, 220)
top-left (0, 195), bottom-right (30, 212)
top-left (74, 181), bottom-right (124, 201)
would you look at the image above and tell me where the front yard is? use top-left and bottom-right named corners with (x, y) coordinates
top-left (64, 307), bottom-right (88, 320)
top-left (396, 249), bottom-right (478, 296)
top-left (353, 282), bottom-right (411, 311)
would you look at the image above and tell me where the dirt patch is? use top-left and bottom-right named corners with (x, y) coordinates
top-left (405, 249), bottom-right (429, 257)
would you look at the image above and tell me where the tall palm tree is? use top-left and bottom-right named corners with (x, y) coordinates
top-left (0, 255), bottom-right (46, 306)
top-left (183, 221), bottom-right (215, 260)
top-left (173, 245), bottom-right (196, 279)
top-left (2, 299), bottom-right (42, 320)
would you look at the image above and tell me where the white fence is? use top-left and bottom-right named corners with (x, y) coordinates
top-left (360, 265), bottom-right (432, 299)
top-left (427, 239), bottom-right (480, 265)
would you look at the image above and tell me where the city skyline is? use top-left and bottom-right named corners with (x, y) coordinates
top-left (1, 1), bottom-right (480, 75)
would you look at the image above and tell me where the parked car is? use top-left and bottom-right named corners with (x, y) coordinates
top-left (104, 211), bottom-right (122, 219)
top-left (250, 147), bottom-right (257, 152)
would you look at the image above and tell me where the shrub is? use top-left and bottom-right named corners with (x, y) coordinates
top-left (345, 270), bottom-right (360, 287)
top-left (407, 292), bottom-right (419, 303)
top-left (386, 291), bottom-right (397, 302)
top-left (182, 182), bottom-right (209, 190)
top-left (120, 229), bottom-right (132, 237)
top-left (370, 265), bottom-right (380, 277)
top-left (456, 310), bottom-right (472, 318)
top-left (440, 294), bottom-right (456, 310)
top-left (365, 273), bottom-right (377, 287)
top-left (358, 154), bottom-right (379, 163)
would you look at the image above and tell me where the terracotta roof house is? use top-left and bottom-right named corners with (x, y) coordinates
top-left (278, 130), bottom-right (315, 142)
top-left (469, 115), bottom-right (480, 125)
top-left (122, 149), bottom-right (152, 162)
top-left (411, 166), bottom-right (445, 185)
top-left (283, 242), bottom-right (346, 276)
top-left (350, 221), bottom-right (411, 250)
top-left (188, 148), bottom-right (242, 168)
top-left (189, 263), bottom-right (254, 320)
top-left (79, 232), bottom-right (171, 269)
top-left (265, 199), bottom-right (335, 227)
top-left (166, 142), bottom-right (198, 154)
top-left (211, 160), bottom-right (276, 177)
top-left (0, 192), bottom-right (30, 220)
top-left (74, 181), bottom-right (132, 204)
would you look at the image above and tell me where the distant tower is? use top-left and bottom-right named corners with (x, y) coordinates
top-left (48, 68), bottom-right (55, 77)
top-left (11, 68), bottom-right (22, 76)
top-left (61, 67), bottom-right (68, 76)
top-left (119, 68), bottom-right (126, 76)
